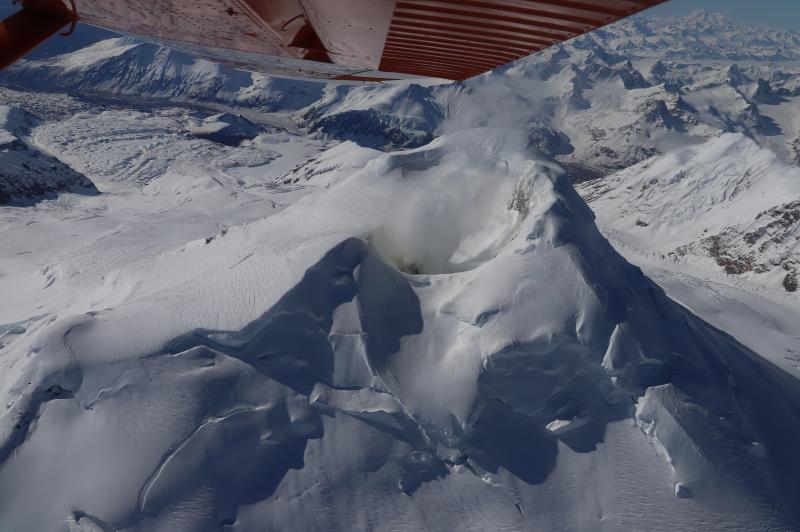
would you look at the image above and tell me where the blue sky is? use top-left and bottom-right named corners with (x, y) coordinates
top-left (645, 0), bottom-right (800, 30)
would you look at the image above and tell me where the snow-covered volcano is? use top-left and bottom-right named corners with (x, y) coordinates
top-left (2, 7), bottom-right (800, 532)
top-left (1, 127), bottom-right (799, 530)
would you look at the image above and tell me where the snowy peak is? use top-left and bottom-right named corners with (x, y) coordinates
top-left (6, 10), bottom-right (800, 166)
top-left (600, 10), bottom-right (800, 61)
top-left (1, 6), bottom-right (800, 531)
top-left (2, 125), bottom-right (800, 529)
top-left (633, 98), bottom-right (683, 131)
top-left (682, 9), bottom-right (735, 29)
top-left (579, 133), bottom-right (800, 293)
top-left (1, 38), bottom-right (325, 111)
top-left (302, 83), bottom-right (443, 150)
top-left (50, 36), bottom-right (142, 70)
top-left (725, 64), bottom-right (747, 87)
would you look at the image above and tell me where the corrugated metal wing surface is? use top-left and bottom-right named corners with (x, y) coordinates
top-left (8, 0), bottom-right (667, 80)
top-left (378, 0), bottom-right (667, 80)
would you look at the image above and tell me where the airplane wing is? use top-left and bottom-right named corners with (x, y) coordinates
top-left (1, 0), bottom-right (667, 80)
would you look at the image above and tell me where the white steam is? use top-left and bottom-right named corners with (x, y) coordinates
top-left (370, 130), bottom-right (541, 274)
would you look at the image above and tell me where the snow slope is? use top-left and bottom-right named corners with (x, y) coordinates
top-left (576, 131), bottom-right (800, 398)
top-left (1, 120), bottom-right (799, 530)
top-left (578, 133), bottom-right (800, 295)
top-left (0, 105), bottom-right (97, 204)
top-left (1, 8), bottom-right (800, 532)
top-left (1, 37), bottom-right (326, 112)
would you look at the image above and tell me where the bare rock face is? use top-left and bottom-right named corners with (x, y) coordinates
top-left (785, 271), bottom-right (799, 293)
top-left (673, 200), bottom-right (800, 291)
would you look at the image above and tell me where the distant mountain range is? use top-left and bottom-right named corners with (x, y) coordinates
top-left (2, 9), bottom-right (799, 288)
top-left (5, 10), bottom-right (800, 164)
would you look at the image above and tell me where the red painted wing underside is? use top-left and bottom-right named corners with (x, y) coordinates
top-left (380, 0), bottom-right (667, 80)
top-left (17, 0), bottom-right (668, 80)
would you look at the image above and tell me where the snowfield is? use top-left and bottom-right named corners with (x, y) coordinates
top-left (2, 114), bottom-right (800, 531)
top-left (579, 133), bottom-right (800, 295)
top-left (1, 8), bottom-right (800, 532)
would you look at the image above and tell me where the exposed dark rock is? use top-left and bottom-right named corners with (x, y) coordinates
top-left (784, 272), bottom-right (798, 293)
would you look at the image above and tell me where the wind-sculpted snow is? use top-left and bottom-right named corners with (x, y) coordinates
top-left (30, 107), bottom-right (282, 187)
top-left (1, 130), bottom-right (799, 530)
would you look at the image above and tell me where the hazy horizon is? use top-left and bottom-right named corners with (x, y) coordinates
top-left (645, 0), bottom-right (800, 31)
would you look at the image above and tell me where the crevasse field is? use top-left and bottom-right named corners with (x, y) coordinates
top-left (1, 9), bottom-right (800, 532)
